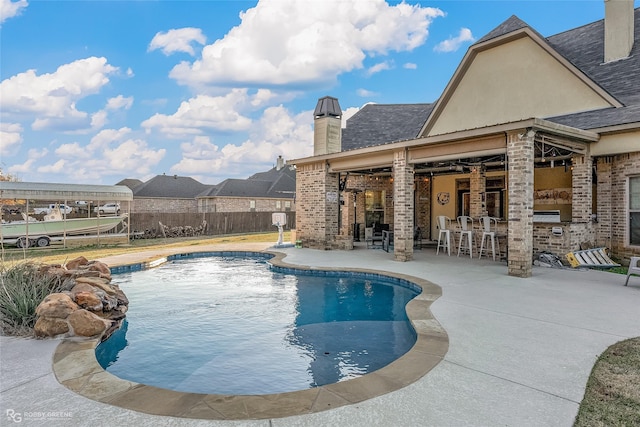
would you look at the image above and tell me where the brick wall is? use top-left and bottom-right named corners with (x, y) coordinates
top-left (596, 152), bottom-right (640, 263)
top-left (199, 197), bottom-right (295, 213)
top-left (133, 198), bottom-right (198, 213)
top-left (295, 161), bottom-right (340, 249)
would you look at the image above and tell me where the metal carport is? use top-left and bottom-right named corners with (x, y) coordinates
top-left (0, 181), bottom-right (133, 248)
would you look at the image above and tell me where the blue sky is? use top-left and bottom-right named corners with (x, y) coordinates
top-left (1, 0), bottom-right (636, 185)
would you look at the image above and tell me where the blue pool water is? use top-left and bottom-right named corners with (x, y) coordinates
top-left (96, 254), bottom-right (419, 395)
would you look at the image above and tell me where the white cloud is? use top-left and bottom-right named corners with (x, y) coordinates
top-left (356, 88), bottom-right (378, 97)
top-left (0, 57), bottom-right (118, 131)
top-left (87, 127), bottom-right (132, 151)
top-left (148, 27), bottom-right (206, 56)
top-left (106, 95), bottom-right (133, 111)
top-left (0, 0), bottom-right (28, 24)
top-left (0, 122), bottom-right (23, 156)
top-left (170, 105), bottom-right (313, 179)
top-left (7, 147), bottom-right (47, 175)
top-left (366, 61), bottom-right (393, 76)
top-left (341, 106), bottom-right (360, 128)
top-left (141, 89), bottom-right (255, 137)
top-left (42, 127), bottom-right (165, 181)
top-left (170, 0), bottom-right (444, 88)
top-left (434, 27), bottom-right (475, 53)
top-left (403, 62), bottom-right (417, 69)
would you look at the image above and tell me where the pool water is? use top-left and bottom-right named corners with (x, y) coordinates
top-left (96, 255), bottom-right (419, 395)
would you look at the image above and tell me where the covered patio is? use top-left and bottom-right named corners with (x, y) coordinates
top-left (294, 109), bottom-right (598, 278)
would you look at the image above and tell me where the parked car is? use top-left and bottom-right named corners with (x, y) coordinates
top-left (94, 203), bottom-right (121, 215)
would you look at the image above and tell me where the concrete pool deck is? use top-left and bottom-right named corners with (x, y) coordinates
top-left (2, 242), bottom-right (640, 426)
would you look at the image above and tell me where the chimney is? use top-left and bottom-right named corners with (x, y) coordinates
top-left (604, 0), bottom-right (635, 63)
top-left (313, 96), bottom-right (342, 155)
top-left (276, 155), bottom-right (284, 171)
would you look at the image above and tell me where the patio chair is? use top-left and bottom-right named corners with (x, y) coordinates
top-left (457, 216), bottom-right (475, 258)
top-left (436, 216), bottom-right (452, 256)
top-left (624, 257), bottom-right (640, 286)
top-left (478, 216), bottom-right (500, 261)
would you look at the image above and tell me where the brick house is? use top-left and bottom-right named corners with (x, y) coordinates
top-left (120, 156), bottom-right (296, 213)
top-left (292, 1), bottom-right (640, 278)
top-left (197, 156), bottom-right (296, 213)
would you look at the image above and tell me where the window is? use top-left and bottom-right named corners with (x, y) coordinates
top-left (630, 176), bottom-right (640, 245)
top-left (250, 200), bottom-right (256, 212)
top-left (284, 200), bottom-right (291, 211)
top-left (276, 200), bottom-right (281, 210)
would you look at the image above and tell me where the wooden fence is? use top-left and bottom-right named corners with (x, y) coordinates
top-left (130, 211), bottom-right (296, 236)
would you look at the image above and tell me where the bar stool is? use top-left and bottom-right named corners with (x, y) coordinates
top-left (457, 216), bottom-right (475, 258)
top-left (436, 216), bottom-right (452, 256)
top-left (478, 216), bottom-right (500, 260)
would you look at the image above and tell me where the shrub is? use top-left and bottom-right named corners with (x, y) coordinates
top-left (0, 262), bottom-right (64, 336)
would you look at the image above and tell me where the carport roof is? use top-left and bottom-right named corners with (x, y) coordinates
top-left (0, 182), bottom-right (133, 201)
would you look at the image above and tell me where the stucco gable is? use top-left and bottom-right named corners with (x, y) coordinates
top-left (422, 24), bottom-right (620, 137)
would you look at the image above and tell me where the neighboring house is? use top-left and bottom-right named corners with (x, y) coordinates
top-left (197, 156), bottom-right (296, 212)
top-left (122, 156), bottom-right (296, 213)
top-left (292, 1), bottom-right (640, 278)
top-left (124, 174), bottom-right (210, 213)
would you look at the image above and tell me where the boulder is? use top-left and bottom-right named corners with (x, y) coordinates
top-left (68, 309), bottom-right (110, 337)
top-left (87, 261), bottom-right (111, 280)
top-left (33, 257), bottom-right (129, 341)
top-left (35, 293), bottom-right (78, 318)
top-left (65, 256), bottom-right (89, 271)
top-left (34, 316), bottom-right (69, 337)
top-left (75, 277), bottom-right (116, 295)
top-left (74, 291), bottom-right (103, 311)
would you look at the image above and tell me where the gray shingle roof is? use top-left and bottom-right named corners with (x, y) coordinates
top-left (341, 103), bottom-right (434, 151)
top-left (475, 15), bottom-right (531, 44)
top-left (545, 105), bottom-right (640, 130)
top-left (340, 8), bottom-right (639, 149)
top-left (546, 8), bottom-right (640, 106)
top-left (115, 178), bottom-right (144, 190)
top-left (199, 165), bottom-right (296, 199)
top-left (132, 175), bottom-right (211, 198)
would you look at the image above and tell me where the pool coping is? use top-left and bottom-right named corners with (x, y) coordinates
top-left (52, 249), bottom-right (449, 420)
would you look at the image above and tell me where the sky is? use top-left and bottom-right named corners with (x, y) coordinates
top-left (1, 0), bottom-right (637, 186)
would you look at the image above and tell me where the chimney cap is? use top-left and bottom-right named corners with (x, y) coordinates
top-left (314, 96), bottom-right (342, 118)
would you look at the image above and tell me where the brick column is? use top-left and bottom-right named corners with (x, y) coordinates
top-left (393, 149), bottom-right (414, 262)
top-left (295, 161), bottom-right (340, 249)
top-left (507, 129), bottom-right (535, 277)
top-left (469, 166), bottom-right (486, 218)
top-left (595, 158), bottom-right (613, 248)
top-left (570, 155), bottom-right (595, 249)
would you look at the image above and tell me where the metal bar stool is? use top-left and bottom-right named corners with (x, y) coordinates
top-left (457, 216), bottom-right (475, 258)
top-left (478, 216), bottom-right (500, 260)
top-left (436, 216), bottom-right (452, 256)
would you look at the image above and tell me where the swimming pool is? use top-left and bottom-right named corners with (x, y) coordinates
top-left (96, 253), bottom-right (420, 395)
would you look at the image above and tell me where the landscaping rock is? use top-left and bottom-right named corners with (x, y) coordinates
top-left (34, 316), bottom-right (70, 337)
top-left (68, 309), bottom-right (110, 337)
top-left (35, 293), bottom-right (78, 318)
top-left (33, 257), bottom-right (129, 341)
